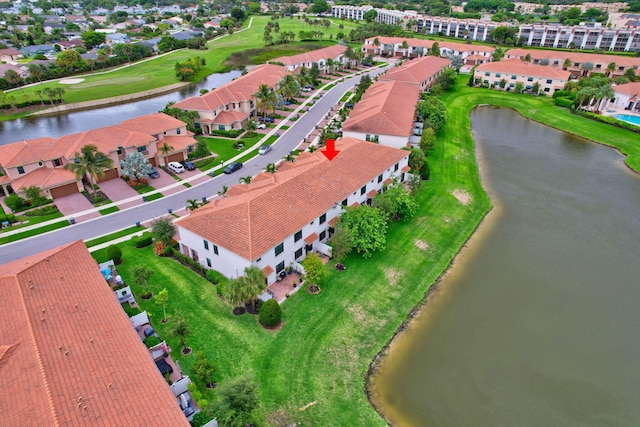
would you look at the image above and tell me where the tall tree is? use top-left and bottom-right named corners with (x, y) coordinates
top-left (64, 144), bottom-right (114, 196)
top-left (156, 288), bottom-right (169, 323)
top-left (253, 83), bottom-right (277, 118)
top-left (213, 376), bottom-right (258, 427)
top-left (339, 205), bottom-right (389, 258)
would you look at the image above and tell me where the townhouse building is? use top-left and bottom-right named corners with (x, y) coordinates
top-left (0, 240), bottom-right (190, 426)
top-left (176, 139), bottom-right (410, 283)
top-left (0, 113), bottom-right (194, 198)
top-left (503, 48), bottom-right (640, 78)
top-left (174, 64), bottom-right (288, 134)
top-left (518, 23), bottom-right (640, 52)
top-left (605, 81), bottom-right (640, 111)
top-left (270, 44), bottom-right (347, 72)
top-left (474, 59), bottom-right (571, 94)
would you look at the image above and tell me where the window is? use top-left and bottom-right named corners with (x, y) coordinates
top-left (137, 146), bottom-right (146, 152)
top-left (319, 213), bottom-right (326, 224)
top-left (176, 128), bottom-right (181, 135)
top-left (394, 163), bottom-right (399, 171)
top-left (53, 158), bottom-right (62, 167)
top-left (17, 166), bottom-right (24, 174)
top-left (360, 185), bottom-right (367, 195)
top-left (544, 88), bottom-right (550, 92)
top-left (511, 75), bottom-right (516, 80)
top-left (203, 240), bottom-right (209, 250)
top-left (275, 242), bottom-right (284, 256)
top-left (553, 60), bottom-right (559, 65)
top-left (378, 174), bottom-right (383, 183)
top-left (295, 248), bottom-right (303, 259)
top-left (319, 230), bottom-right (326, 241)
top-left (218, 125), bottom-right (225, 131)
top-left (294, 230), bottom-right (302, 242)
top-left (276, 261), bottom-right (285, 273)
top-left (546, 79), bottom-right (552, 84)
top-left (365, 134), bottom-right (371, 141)
top-left (213, 245), bottom-right (218, 255)
top-left (206, 258), bottom-right (211, 267)
top-left (341, 198), bottom-right (348, 206)
top-left (484, 71), bottom-right (490, 76)
top-left (495, 73), bottom-right (501, 78)
top-left (188, 145), bottom-right (193, 153)
top-left (527, 77), bottom-right (533, 82)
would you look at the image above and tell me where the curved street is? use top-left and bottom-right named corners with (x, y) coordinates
top-left (0, 65), bottom-right (389, 264)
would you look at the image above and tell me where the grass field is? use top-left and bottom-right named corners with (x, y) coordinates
top-left (85, 224), bottom-right (145, 247)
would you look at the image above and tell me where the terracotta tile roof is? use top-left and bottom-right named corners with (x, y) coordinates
top-left (381, 56), bottom-right (451, 85)
top-left (613, 81), bottom-right (640, 96)
top-left (364, 36), bottom-right (495, 53)
top-left (271, 45), bottom-right (346, 66)
top-left (367, 189), bottom-right (378, 198)
top-left (401, 165), bottom-right (410, 172)
top-left (262, 265), bottom-right (274, 276)
top-left (174, 64), bottom-right (288, 112)
top-left (214, 110), bottom-right (249, 125)
top-left (0, 47), bottom-right (22, 56)
top-left (327, 216), bottom-right (339, 227)
top-left (54, 126), bottom-right (153, 160)
top-left (0, 241), bottom-right (189, 427)
top-left (383, 177), bottom-right (393, 185)
top-left (177, 138), bottom-right (409, 260)
top-left (10, 167), bottom-right (77, 191)
top-left (504, 48), bottom-right (640, 70)
top-left (0, 138), bottom-right (57, 168)
top-left (118, 113), bottom-right (186, 135)
top-left (156, 135), bottom-right (197, 152)
top-left (476, 59), bottom-right (571, 80)
top-left (342, 80), bottom-right (421, 137)
top-left (304, 232), bottom-right (318, 244)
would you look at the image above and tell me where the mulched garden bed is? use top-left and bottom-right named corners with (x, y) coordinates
top-left (245, 299), bottom-right (262, 315)
top-left (233, 306), bottom-right (246, 316)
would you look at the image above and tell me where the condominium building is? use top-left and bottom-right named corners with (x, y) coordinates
top-left (474, 59), bottom-right (571, 94)
top-left (518, 23), bottom-right (640, 52)
top-left (417, 16), bottom-right (508, 42)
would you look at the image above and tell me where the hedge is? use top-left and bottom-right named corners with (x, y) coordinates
top-left (132, 232), bottom-right (153, 248)
top-left (194, 157), bottom-right (216, 168)
top-left (554, 97), bottom-right (575, 108)
top-left (259, 299), bottom-right (282, 327)
top-left (144, 335), bottom-right (162, 348)
top-left (574, 109), bottom-right (640, 134)
top-left (209, 129), bottom-right (243, 138)
top-left (205, 269), bottom-right (228, 285)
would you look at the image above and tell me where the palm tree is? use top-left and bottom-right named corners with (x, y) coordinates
top-left (159, 141), bottom-right (174, 164)
top-left (64, 144), bottom-right (114, 196)
top-left (283, 153), bottom-right (295, 162)
top-left (4, 69), bottom-right (22, 92)
top-left (297, 66), bottom-right (310, 88)
top-left (253, 83), bottom-right (277, 119)
top-left (580, 62), bottom-right (594, 77)
top-left (606, 62), bottom-right (616, 77)
top-left (34, 89), bottom-right (45, 105)
top-left (265, 162), bottom-right (276, 173)
top-left (245, 119), bottom-right (257, 131)
top-left (239, 175), bottom-right (252, 184)
top-left (277, 74), bottom-right (299, 101)
top-left (401, 40), bottom-right (409, 57)
top-left (186, 199), bottom-right (200, 212)
top-left (241, 266), bottom-right (267, 311)
top-left (224, 278), bottom-right (253, 309)
top-left (217, 185), bottom-right (228, 197)
top-left (563, 58), bottom-right (572, 71)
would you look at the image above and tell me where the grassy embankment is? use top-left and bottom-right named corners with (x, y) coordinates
top-left (89, 78), bottom-right (640, 425)
top-left (1, 16), bottom-right (354, 120)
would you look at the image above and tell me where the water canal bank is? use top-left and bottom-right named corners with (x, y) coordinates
top-left (370, 107), bottom-right (640, 426)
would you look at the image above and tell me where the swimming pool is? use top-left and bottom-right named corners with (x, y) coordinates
top-left (613, 114), bottom-right (640, 126)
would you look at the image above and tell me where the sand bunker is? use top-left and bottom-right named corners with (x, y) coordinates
top-left (59, 78), bottom-right (85, 84)
top-left (414, 239), bottom-right (429, 251)
top-left (452, 189), bottom-right (471, 206)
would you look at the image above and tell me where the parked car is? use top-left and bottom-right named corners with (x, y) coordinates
top-left (258, 116), bottom-right (274, 123)
top-left (181, 160), bottom-right (196, 171)
top-left (167, 161), bottom-right (185, 174)
top-left (148, 168), bottom-right (160, 179)
top-left (257, 123), bottom-right (266, 129)
top-left (303, 85), bottom-right (315, 92)
top-left (223, 161), bottom-right (243, 174)
top-left (362, 61), bottom-right (373, 67)
top-left (258, 145), bottom-right (272, 155)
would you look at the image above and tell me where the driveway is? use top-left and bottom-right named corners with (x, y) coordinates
top-left (99, 178), bottom-right (141, 210)
top-left (54, 193), bottom-right (100, 222)
top-left (148, 168), bottom-right (185, 196)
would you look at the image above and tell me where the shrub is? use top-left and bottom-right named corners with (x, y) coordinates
top-left (106, 244), bottom-right (122, 264)
top-left (575, 110), bottom-right (640, 134)
top-left (259, 299), bottom-right (282, 327)
top-left (154, 241), bottom-right (167, 256)
top-left (190, 411), bottom-right (214, 427)
top-left (131, 232), bottom-right (153, 248)
top-left (554, 97), bottom-right (574, 108)
top-left (23, 205), bottom-right (59, 216)
top-left (206, 269), bottom-right (227, 284)
top-left (209, 129), bottom-right (243, 138)
top-left (144, 335), bottom-right (162, 348)
top-left (194, 157), bottom-right (216, 168)
top-left (121, 303), bottom-right (142, 318)
top-left (4, 193), bottom-right (26, 212)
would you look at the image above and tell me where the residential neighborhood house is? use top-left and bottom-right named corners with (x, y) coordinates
top-left (176, 138), bottom-right (410, 283)
top-left (0, 113), bottom-right (195, 199)
top-left (269, 44), bottom-right (347, 73)
top-left (473, 59), bottom-right (571, 95)
top-left (605, 81), bottom-right (640, 111)
top-left (0, 240), bottom-right (190, 426)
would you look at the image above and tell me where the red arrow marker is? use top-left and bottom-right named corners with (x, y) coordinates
top-left (321, 139), bottom-right (340, 161)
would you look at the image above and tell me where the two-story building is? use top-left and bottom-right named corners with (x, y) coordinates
top-left (380, 55), bottom-right (452, 91)
top-left (0, 113), bottom-right (194, 198)
top-left (174, 64), bottom-right (288, 133)
top-left (176, 138), bottom-right (410, 283)
top-left (270, 44), bottom-right (347, 73)
top-left (605, 81), bottom-right (640, 111)
top-left (473, 59), bottom-right (571, 95)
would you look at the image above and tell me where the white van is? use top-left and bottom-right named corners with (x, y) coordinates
top-left (167, 161), bottom-right (185, 174)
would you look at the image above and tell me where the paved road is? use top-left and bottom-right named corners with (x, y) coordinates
top-left (0, 66), bottom-right (389, 265)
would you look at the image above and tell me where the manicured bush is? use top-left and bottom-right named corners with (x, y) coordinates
top-left (121, 303), bottom-right (142, 318)
top-left (190, 411), bottom-right (213, 427)
top-left (131, 232), bottom-right (153, 248)
top-left (106, 244), bottom-right (122, 264)
top-left (554, 97), bottom-right (574, 108)
top-left (144, 335), bottom-right (162, 348)
top-left (23, 204), bottom-right (59, 216)
top-left (193, 157), bottom-right (216, 168)
top-left (259, 299), bottom-right (282, 327)
top-left (209, 129), bottom-right (243, 138)
top-left (205, 269), bottom-right (227, 284)
top-left (4, 193), bottom-right (26, 212)
top-left (575, 110), bottom-right (640, 134)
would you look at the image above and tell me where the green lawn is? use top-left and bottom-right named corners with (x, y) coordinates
top-left (0, 219), bottom-right (69, 245)
top-left (0, 212), bottom-right (63, 234)
top-left (99, 206), bottom-right (119, 215)
top-left (84, 225), bottom-right (145, 248)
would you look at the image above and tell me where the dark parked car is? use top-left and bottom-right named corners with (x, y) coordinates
top-left (223, 162), bottom-right (243, 174)
top-left (148, 168), bottom-right (160, 179)
top-left (155, 358), bottom-right (173, 376)
top-left (181, 160), bottom-right (196, 171)
top-left (258, 116), bottom-right (275, 123)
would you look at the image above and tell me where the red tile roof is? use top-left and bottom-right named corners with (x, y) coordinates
top-left (10, 167), bottom-right (77, 191)
top-left (0, 137), bottom-right (58, 168)
top-left (613, 81), bottom-right (640, 97)
top-left (119, 113), bottom-right (186, 135)
top-left (156, 135), bottom-right (197, 152)
top-left (504, 48), bottom-right (640, 71)
top-left (304, 232), bottom-right (319, 245)
top-left (476, 59), bottom-right (571, 80)
top-left (0, 241), bottom-right (189, 427)
top-left (381, 56), bottom-right (451, 85)
top-left (342, 80), bottom-right (421, 137)
top-left (177, 138), bottom-right (409, 260)
top-left (214, 111), bottom-right (249, 125)
top-left (271, 45), bottom-right (346, 66)
top-left (174, 64), bottom-right (288, 112)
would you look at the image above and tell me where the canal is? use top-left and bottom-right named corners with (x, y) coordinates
top-left (371, 107), bottom-right (640, 426)
top-left (0, 69), bottom-right (243, 145)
